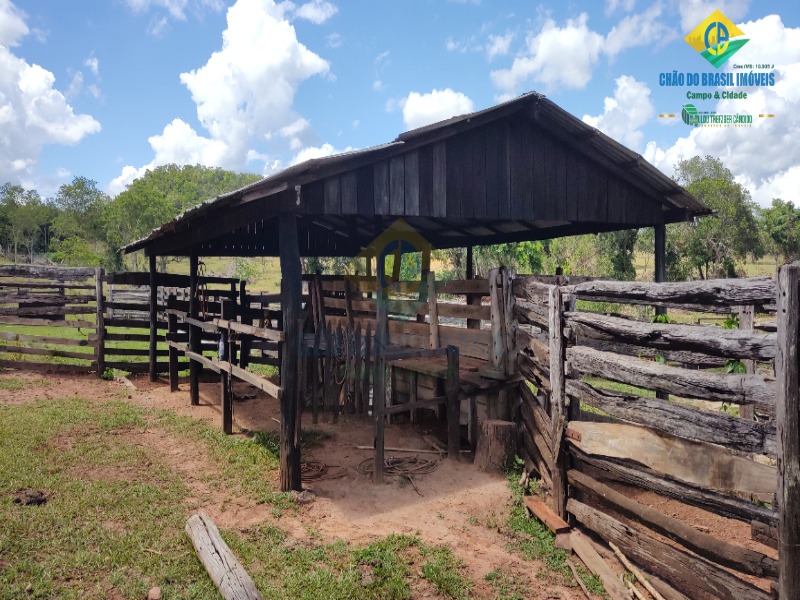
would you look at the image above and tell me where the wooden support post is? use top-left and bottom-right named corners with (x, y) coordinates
top-left (466, 246), bottom-right (474, 279)
top-left (94, 267), bottom-right (105, 378)
top-left (149, 254), bottom-right (158, 382)
top-left (776, 261), bottom-right (800, 600)
top-left (739, 305), bottom-right (756, 420)
top-left (427, 271), bottom-right (439, 349)
top-left (167, 294), bottom-right (179, 392)
top-left (446, 344), bottom-right (461, 461)
top-left (373, 258), bottom-right (387, 483)
top-left (549, 284), bottom-right (567, 519)
top-left (221, 299), bottom-right (233, 435)
top-left (239, 281), bottom-right (251, 369)
top-left (654, 223), bottom-right (669, 403)
top-left (278, 212), bottom-right (302, 492)
top-left (189, 254), bottom-right (201, 406)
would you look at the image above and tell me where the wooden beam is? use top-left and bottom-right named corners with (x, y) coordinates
top-left (776, 261), bottom-right (800, 599)
top-left (428, 271), bottom-right (439, 349)
top-left (189, 254), bottom-right (201, 406)
top-left (568, 499), bottom-right (771, 600)
top-left (148, 255), bottom-right (158, 382)
top-left (278, 212), bottom-right (302, 492)
top-left (567, 346), bottom-right (774, 408)
top-left (568, 469), bottom-right (778, 578)
top-left (549, 285), bottom-right (567, 519)
top-left (446, 345), bottom-right (460, 461)
top-left (570, 530), bottom-right (631, 600)
top-left (94, 267), bottom-right (105, 377)
top-left (566, 421), bottom-right (776, 496)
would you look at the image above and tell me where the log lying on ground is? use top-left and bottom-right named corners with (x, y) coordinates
top-left (565, 311), bottom-right (776, 361)
top-left (566, 346), bottom-right (774, 408)
top-left (185, 512), bottom-right (263, 600)
top-left (566, 421), bottom-right (776, 496)
top-left (570, 530), bottom-right (631, 600)
top-left (569, 469), bottom-right (779, 578)
top-left (566, 379), bottom-right (776, 455)
top-left (561, 277), bottom-right (776, 308)
top-left (567, 499), bottom-right (771, 600)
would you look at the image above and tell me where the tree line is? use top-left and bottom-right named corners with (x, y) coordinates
top-left (1, 155), bottom-right (797, 281)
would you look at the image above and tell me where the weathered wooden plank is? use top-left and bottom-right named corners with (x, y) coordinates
top-left (568, 499), bottom-right (771, 600)
top-left (565, 311), bottom-right (776, 361)
top-left (389, 155), bottom-right (405, 214)
top-left (520, 396), bottom-right (554, 467)
top-left (373, 161), bottom-right (390, 214)
top-left (0, 281), bottom-right (94, 290)
top-left (573, 333), bottom-right (726, 368)
top-left (341, 171), bottom-right (358, 214)
top-left (212, 319), bottom-right (284, 343)
top-left (185, 512), bottom-right (263, 600)
top-left (776, 262), bottom-right (800, 600)
top-left (0, 331), bottom-right (91, 347)
top-left (0, 315), bottom-right (94, 328)
top-left (489, 269), bottom-right (505, 372)
top-left (569, 469), bottom-right (779, 578)
top-left (571, 447), bottom-right (778, 526)
top-left (0, 265), bottom-right (94, 280)
top-left (564, 277), bottom-right (775, 307)
top-left (567, 346), bottom-right (774, 407)
top-left (570, 530), bottom-right (631, 600)
top-left (567, 421), bottom-right (776, 495)
top-left (566, 379), bottom-right (776, 455)
top-left (404, 151), bottom-right (419, 216)
top-left (356, 165), bottom-right (375, 217)
top-left (0, 294), bottom-right (95, 304)
top-left (0, 305), bottom-right (95, 316)
top-left (751, 520), bottom-right (778, 550)
top-left (0, 358), bottom-right (94, 374)
top-left (324, 176), bottom-right (341, 214)
top-left (549, 285), bottom-right (567, 518)
top-left (0, 344), bottom-right (94, 360)
top-left (432, 141), bottom-right (447, 218)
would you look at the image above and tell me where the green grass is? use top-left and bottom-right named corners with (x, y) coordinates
top-left (485, 568), bottom-right (526, 600)
top-left (582, 376), bottom-right (655, 398)
top-left (0, 395), bottom-right (475, 599)
top-left (0, 376), bottom-right (50, 391)
top-left (504, 470), bottom-right (605, 597)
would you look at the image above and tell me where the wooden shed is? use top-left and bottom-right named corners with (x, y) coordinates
top-left (124, 91), bottom-right (709, 492)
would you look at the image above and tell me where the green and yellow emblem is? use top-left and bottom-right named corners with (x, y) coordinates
top-left (684, 10), bottom-right (749, 68)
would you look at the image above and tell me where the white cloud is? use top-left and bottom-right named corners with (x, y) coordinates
top-left (605, 0), bottom-right (635, 15)
top-left (677, 0), bottom-right (750, 33)
top-left (644, 15), bottom-right (800, 206)
top-left (0, 4), bottom-right (101, 186)
top-left (583, 75), bottom-right (654, 150)
top-left (326, 32), bottom-right (342, 48)
top-left (111, 0), bottom-right (329, 193)
top-left (294, 0), bottom-right (337, 24)
top-left (490, 13), bottom-right (604, 94)
top-left (65, 71), bottom-right (83, 99)
top-left (486, 32), bottom-right (514, 61)
top-left (401, 88), bottom-right (474, 130)
top-left (605, 3), bottom-right (674, 59)
top-left (146, 16), bottom-right (169, 36)
top-left (84, 56), bottom-right (99, 76)
top-left (352, 119), bottom-right (359, 128)
top-left (290, 142), bottom-right (352, 166)
top-left (0, 0), bottom-right (28, 46)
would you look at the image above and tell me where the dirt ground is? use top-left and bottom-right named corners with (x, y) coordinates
top-left (2, 370), bottom-right (778, 599)
top-left (2, 371), bottom-right (584, 599)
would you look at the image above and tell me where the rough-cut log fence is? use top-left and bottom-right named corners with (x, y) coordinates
top-left (512, 272), bottom-right (797, 599)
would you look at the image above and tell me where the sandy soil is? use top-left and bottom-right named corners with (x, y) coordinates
top-left (1, 370), bottom-right (582, 599)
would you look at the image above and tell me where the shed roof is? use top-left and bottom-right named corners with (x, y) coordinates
top-left (125, 92), bottom-right (708, 257)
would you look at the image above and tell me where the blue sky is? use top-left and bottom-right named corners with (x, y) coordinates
top-left (1, 0), bottom-right (798, 205)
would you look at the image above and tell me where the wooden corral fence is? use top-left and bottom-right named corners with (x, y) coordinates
top-left (302, 268), bottom-right (521, 482)
top-left (0, 265), bottom-right (99, 374)
top-left (512, 272), bottom-right (800, 599)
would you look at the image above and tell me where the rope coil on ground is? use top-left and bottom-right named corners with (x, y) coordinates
top-left (301, 456), bottom-right (347, 482)
top-left (356, 456), bottom-right (439, 477)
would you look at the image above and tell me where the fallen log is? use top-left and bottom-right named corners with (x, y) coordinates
top-left (570, 530), bottom-right (631, 600)
top-left (185, 511), bottom-right (263, 600)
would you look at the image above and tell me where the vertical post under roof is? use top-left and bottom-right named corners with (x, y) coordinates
top-left (189, 253), bottom-right (200, 406)
top-left (654, 224), bottom-right (669, 401)
top-left (148, 254), bottom-right (158, 382)
top-left (279, 212), bottom-right (302, 492)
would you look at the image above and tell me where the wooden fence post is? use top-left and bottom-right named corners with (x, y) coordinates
top-left (548, 284), bottom-right (567, 519)
top-left (189, 254), bottom-right (201, 406)
top-left (167, 294), bottom-right (179, 392)
top-left (373, 258), bottom-right (388, 484)
top-left (221, 299), bottom-right (233, 435)
top-left (149, 254), bottom-right (158, 382)
top-left (739, 305), bottom-right (756, 420)
top-left (446, 344), bottom-right (461, 461)
top-left (776, 262), bottom-right (800, 599)
top-left (239, 281), bottom-right (252, 369)
top-left (94, 267), bottom-right (105, 378)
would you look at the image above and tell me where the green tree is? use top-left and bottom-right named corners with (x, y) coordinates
top-left (596, 230), bottom-right (638, 280)
top-left (51, 176), bottom-right (109, 243)
top-left (670, 155), bottom-right (763, 279)
top-left (761, 198), bottom-right (800, 262)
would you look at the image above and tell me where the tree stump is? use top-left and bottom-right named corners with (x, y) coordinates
top-left (475, 419), bottom-right (517, 472)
